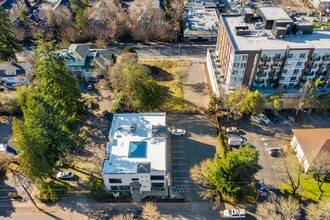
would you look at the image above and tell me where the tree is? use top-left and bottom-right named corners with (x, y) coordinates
top-left (137, 78), bottom-right (163, 111)
top-left (18, 9), bottom-right (29, 27)
top-left (296, 80), bottom-right (318, 115)
top-left (142, 202), bottom-right (161, 220)
top-left (305, 199), bottom-right (330, 220)
top-left (267, 95), bottom-right (282, 114)
top-left (246, 90), bottom-right (265, 115)
top-left (257, 194), bottom-right (301, 220)
top-left (70, 0), bottom-right (89, 29)
top-left (190, 146), bottom-right (262, 205)
top-left (0, 153), bottom-right (14, 176)
top-left (0, 7), bottom-right (23, 62)
top-left (281, 155), bottom-right (304, 197)
top-left (308, 152), bottom-right (330, 199)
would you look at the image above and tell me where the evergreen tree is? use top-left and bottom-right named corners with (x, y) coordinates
top-left (0, 7), bottom-right (23, 62)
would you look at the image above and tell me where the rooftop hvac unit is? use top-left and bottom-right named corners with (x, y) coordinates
top-left (255, 22), bottom-right (263, 29)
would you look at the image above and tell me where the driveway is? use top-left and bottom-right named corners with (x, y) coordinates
top-left (167, 114), bottom-right (218, 202)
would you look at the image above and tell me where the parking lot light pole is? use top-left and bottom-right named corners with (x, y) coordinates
top-left (166, 173), bottom-right (172, 199)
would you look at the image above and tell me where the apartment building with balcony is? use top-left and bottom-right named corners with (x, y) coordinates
top-left (101, 113), bottom-right (168, 195)
top-left (206, 7), bottom-right (330, 95)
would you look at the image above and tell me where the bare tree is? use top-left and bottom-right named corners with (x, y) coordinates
top-left (0, 153), bottom-right (14, 176)
top-left (305, 199), bottom-right (330, 220)
top-left (309, 152), bottom-right (330, 200)
top-left (257, 194), bottom-right (301, 220)
top-left (282, 155), bottom-right (304, 197)
top-left (141, 202), bottom-right (161, 220)
top-left (110, 214), bottom-right (132, 220)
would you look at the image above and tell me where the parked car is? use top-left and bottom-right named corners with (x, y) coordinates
top-left (266, 113), bottom-right (280, 124)
top-left (219, 1), bottom-right (225, 7)
top-left (87, 82), bottom-right (94, 90)
top-left (223, 209), bottom-right (246, 219)
top-left (56, 172), bottom-right (74, 179)
top-left (102, 110), bottom-right (114, 122)
top-left (250, 115), bottom-right (262, 123)
top-left (171, 129), bottom-right (186, 136)
top-left (101, 209), bottom-right (119, 219)
top-left (228, 136), bottom-right (247, 146)
top-left (236, 4), bottom-right (243, 11)
top-left (127, 209), bottom-right (143, 220)
top-left (268, 148), bottom-right (283, 157)
top-left (258, 114), bottom-right (270, 124)
top-left (226, 127), bottom-right (239, 134)
top-left (285, 114), bottom-right (295, 122)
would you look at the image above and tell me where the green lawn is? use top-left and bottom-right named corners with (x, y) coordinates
top-left (300, 176), bottom-right (330, 202)
top-left (139, 60), bottom-right (192, 111)
top-left (314, 21), bottom-right (330, 30)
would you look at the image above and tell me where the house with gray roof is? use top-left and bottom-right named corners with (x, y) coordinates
top-left (0, 62), bottom-right (31, 87)
top-left (60, 44), bottom-right (114, 80)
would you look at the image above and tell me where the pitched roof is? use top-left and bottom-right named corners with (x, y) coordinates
top-left (0, 62), bottom-right (30, 77)
top-left (68, 44), bottom-right (90, 62)
top-left (292, 128), bottom-right (330, 163)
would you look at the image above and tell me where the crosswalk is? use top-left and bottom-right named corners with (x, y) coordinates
top-left (172, 185), bottom-right (189, 193)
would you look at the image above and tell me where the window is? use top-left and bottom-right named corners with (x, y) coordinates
top-left (110, 186), bottom-right (119, 190)
top-left (240, 63), bottom-right (246, 68)
top-left (287, 53), bottom-right (293, 58)
top-left (242, 55), bottom-right (248, 61)
top-left (293, 69), bottom-right (299, 74)
top-left (282, 69), bottom-right (288, 74)
top-left (150, 175), bottom-right (165, 180)
top-left (280, 77), bottom-right (285, 80)
top-left (296, 62), bottom-right (302, 66)
top-left (109, 178), bottom-right (122, 183)
top-left (299, 53), bottom-right (305, 58)
top-left (233, 63), bottom-right (239, 68)
top-left (73, 67), bottom-right (80, 71)
top-left (289, 83), bottom-right (294, 87)
top-left (232, 70), bottom-right (238, 75)
top-left (131, 178), bottom-right (139, 181)
top-left (119, 186), bottom-right (130, 191)
top-left (275, 54), bottom-right (281, 58)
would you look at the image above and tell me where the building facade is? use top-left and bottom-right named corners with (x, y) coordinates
top-left (101, 113), bottom-right (168, 194)
top-left (207, 7), bottom-right (330, 95)
top-left (0, 62), bottom-right (31, 86)
top-left (60, 44), bottom-right (113, 81)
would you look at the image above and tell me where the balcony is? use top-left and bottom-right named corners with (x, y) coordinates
top-left (304, 72), bottom-right (315, 76)
top-left (255, 79), bottom-right (265, 84)
top-left (269, 71), bottom-right (278, 77)
top-left (257, 73), bottom-right (267, 77)
top-left (261, 57), bottom-right (271, 62)
top-left (273, 57), bottom-right (284, 62)
top-left (271, 65), bottom-right (281, 70)
top-left (259, 65), bottom-right (269, 70)
top-left (322, 56), bottom-right (330, 61)
top-left (311, 56), bottom-right (321, 61)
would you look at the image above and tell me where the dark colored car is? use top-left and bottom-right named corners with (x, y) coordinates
top-left (266, 113), bottom-right (280, 124)
top-left (87, 82), bottom-right (94, 90)
top-left (127, 209), bottom-right (143, 219)
top-left (268, 148), bottom-right (283, 157)
top-left (102, 110), bottom-right (114, 122)
top-left (285, 114), bottom-right (295, 122)
top-left (100, 209), bottom-right (119, 219)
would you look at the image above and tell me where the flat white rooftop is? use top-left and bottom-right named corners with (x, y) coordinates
top-left (102, 113), bottom-right (167, 174)
top-left (184, 7), bottom-right (219, 35)
top-left (258, 7), bottom-right (291, 21)
top-left (223, 15), bottom-right (330, 51)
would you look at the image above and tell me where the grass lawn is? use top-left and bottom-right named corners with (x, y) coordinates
top-left (279, 183), bottom-right (296, 196)
top-left (314, 21), bottom-right (330, 30)
top-left (300, 175), bottom-right (330, 202)
top-left (139, 60), bottom-right (192, 111)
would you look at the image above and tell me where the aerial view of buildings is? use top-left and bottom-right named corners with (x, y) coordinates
top-left (0, 0), bottom-right (329, 219)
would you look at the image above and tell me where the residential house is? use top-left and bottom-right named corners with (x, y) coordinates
top-left (309, 0), bottom-right (330, 10)
top-left (206, 7), bottom-right (330, 97)
top-left (0, 62), bottom-right (31, 86)
top-left (101, 113), bottom-right (168, 194)
top-left (291, 128), bottom-right (330, 172)
top-left (60, 44), bottom-right (113, 81)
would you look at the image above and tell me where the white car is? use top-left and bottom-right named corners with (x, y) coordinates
top-left (258, 114), bottom-right (270, 124)
top-left (171, 129), bottom-right (186, 136)
top-left (228, 136), bottom-right (247, 146)
top-left (250, 115), bottom-right (262, 123)
top-left (224, 209), bottom-right (246, 219)
top-left (56, 172), bottom-right (74, 179)
top-left (236, 4), bottom-right (243, 11)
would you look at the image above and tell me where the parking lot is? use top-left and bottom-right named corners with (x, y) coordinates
top-left (236, 112), bottom-right (330, 195)
top-left (168, 114), bottom-right (218, 202)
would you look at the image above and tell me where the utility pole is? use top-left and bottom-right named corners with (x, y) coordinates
top-left (166, 173), bottom-right (172, 199)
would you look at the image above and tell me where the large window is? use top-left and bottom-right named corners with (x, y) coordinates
top-left (131, 178), bottom-right (139, 181)
top-left (119, 186), bottom-right (130, 191)
top-left (287, 53), bottom-right (293, 58)
top-left (151, 175), bottom-right (165, 180)
top-left (109, 178), bottom-right (122, 183)
top-left (299, 53), bottom-right (305, 58)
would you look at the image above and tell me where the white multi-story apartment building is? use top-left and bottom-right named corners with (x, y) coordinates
top-left (101, 113), bottom-right (168, 193)
top-left (207, 7), bottom-right (330, 95)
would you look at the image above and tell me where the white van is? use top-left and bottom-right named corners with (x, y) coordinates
top-left (228, 136), bottom-right (247, 146)
top-left (224, 209), bottom-right (246, 218)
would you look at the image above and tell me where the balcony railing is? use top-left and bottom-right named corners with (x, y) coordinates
top-left (255, 80), bottom-right (265, 84)
top-left (257, 72), bottom-right (267, 77)
top-left (311, 56), bottom-right (321, 61)
top-left (261, 57), bottom-right (271, 62)
top-left (273, 57), bottom-right (284, 62)
top-left (259, 65), bottom-right (269, 69)
top-left (271, 65), bottom-right (281, 70)
top-left (304, 72), bottom-right (315, 76)
top-left (322, 56), bottom-right (330, 61)
top-left (269, 72), bottom-right (278, 77)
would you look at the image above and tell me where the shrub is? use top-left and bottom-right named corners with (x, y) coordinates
top-left (38, 181), bottom-right (68, 203)
top-left (218, 132), bottom-right (230, 158)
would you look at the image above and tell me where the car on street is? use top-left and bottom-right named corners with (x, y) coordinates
top-left (268, 148), bottom-right (283, 157)
top-left (223, 209), bottom-right (246, 218)
top-left (171, 129), bottom-right (186, 136)
top-left (127, 209), bottom-right (143, 219)
top-left (102, 110), bottom-right (114, 122)
top-left (285, 114), bottom-right (295, 122)
top-left (56, 172), bottom-right (74, 179)
top-left (228, 136), bottom-right (247, 146)
top-left (101, 209), bottom-right (119, 219)
top-left (250, 115), bottom-right (262, 123)
top-left (258, 114), bottom-right (270, 124)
